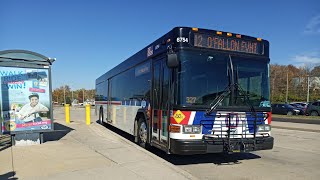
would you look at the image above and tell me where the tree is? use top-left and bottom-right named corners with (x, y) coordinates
top-left (311, 65), bottom-right (320, 76)
top-left (52, 85), bottom-right (71, 104)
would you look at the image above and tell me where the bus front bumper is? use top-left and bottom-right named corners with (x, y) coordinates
top-left (169, 137), bottom-right (274, 155)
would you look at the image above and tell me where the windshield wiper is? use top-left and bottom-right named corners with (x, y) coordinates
top-left (205, 84), bottom-right (232, 115)
top-left (206, 55), bottom-right (234, 115)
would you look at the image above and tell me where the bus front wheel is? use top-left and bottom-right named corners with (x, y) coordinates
top-left (138, 118), bottom-right (147, 148)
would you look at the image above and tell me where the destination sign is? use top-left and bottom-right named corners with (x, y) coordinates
top-left (194, 33), bottom-right (263, 55)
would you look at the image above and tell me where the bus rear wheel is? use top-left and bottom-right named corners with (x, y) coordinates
top-left (137, 118), bottom-right (147, 148)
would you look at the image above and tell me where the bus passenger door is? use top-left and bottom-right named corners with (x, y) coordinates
top-left (152, 59), bottom-right (169, 148)
top-left (107, 79), bottom-right (112, 123)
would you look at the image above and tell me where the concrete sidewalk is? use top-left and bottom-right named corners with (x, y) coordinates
top-left (0, 107), bottom-right (197, 180)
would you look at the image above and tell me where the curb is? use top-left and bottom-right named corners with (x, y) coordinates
top-left (272, 117), bottom-right (320, 125)
top-left (272, 126), bottom-right (320, 133)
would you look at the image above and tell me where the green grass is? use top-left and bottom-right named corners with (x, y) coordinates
top-left (272, 114), bottom-right (320, 120)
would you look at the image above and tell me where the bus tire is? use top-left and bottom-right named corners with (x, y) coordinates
top-left (137, 118), bottom-right (148, 148)
top-left (99, 107), bottom-right (105, 125)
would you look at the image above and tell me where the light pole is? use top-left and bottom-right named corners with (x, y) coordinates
top-left (68, 83), bottom-right (74, 104)
top-left (83, 89), bottom-right (85, 103)
top-left (285, 71), bottom-right (289, 103)
top-left (63, 85), bottom-right (66, 105)
top-left (307, 75), bottom-right (310, 102)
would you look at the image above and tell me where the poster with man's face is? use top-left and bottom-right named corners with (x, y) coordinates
top-left (0, 66), bottom-right (52, 134)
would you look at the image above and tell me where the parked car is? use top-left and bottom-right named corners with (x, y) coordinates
top-left (291, 102), bottom-right (308, 109)
top-left (289, 103), bottom-right (306, 115)
top-left (271, 103), bottom-right (300, 115)
top-left (305, 101), bottom-right (320, 116)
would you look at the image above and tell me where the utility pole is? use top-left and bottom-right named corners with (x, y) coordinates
top-left (83, 89), bottom-right (85, 103)
top-left (307, 75), bottom-right (310, 102)
top-left (64, 85), bottom-right (66, 105)
top-left (286, 71), bottom-right (289, 103)
top-left (72, 90), bottom-right (74, 102)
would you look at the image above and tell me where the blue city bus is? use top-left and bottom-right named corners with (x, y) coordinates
top-left (95, 27), bottom-right (273, 154)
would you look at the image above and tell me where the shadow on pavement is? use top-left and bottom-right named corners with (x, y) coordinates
top-left (95, 120), bottom-right (261, 165)
top-left (150, 148), bottom-right (261, 165)
top-left (0, 122), bottom-right (74, 147)
top-left (0, 171), bottom-right (18, 180)
top-left (0, 135), bottom-right (12, 152)
top-left (43, 122), bottom-right (74, 142)
top-left (96, 120), bottom-right (134, 142)
top-left (0, 143), bottom-right (11, 152)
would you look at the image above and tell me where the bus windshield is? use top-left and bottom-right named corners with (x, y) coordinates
top-left (176, 50), bottom-right (270, 109)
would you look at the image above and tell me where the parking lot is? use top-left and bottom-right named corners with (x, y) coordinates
top-left (272, 101), bottom-right (320, 116)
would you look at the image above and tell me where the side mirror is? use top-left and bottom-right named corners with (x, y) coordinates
top-left (166, 53), bottom-right (179, 68)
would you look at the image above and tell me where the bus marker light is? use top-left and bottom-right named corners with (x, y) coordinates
top-left (190, 135), bottom-right (195, 138)
top-left (227, 33), bottom-right (232, 37)
top-left (169, 125), bottom-right (181, 133)
top-left (257, 38), bottom-right (262, 41)
top-left (192, 27), bottom-right (199, 31)
top-left (236, 34), bottom-right (241, 38)
top-left (216, 31), bottom-right (222, 35)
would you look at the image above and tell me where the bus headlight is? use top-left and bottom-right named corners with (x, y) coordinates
top-left (193, 126), bottom-right (201, 133)
top-left (257, 124), bottom-right (271, 132)
top-left (183, 125), bottom-right (201, 134)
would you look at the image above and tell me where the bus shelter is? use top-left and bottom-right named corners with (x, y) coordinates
top-left (0, 50), bottom-right (55, 145)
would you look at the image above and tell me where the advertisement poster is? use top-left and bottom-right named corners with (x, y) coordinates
top-left (0, 67), bottom-right (52, 134)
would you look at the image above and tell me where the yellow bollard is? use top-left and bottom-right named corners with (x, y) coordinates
top-left (86, 104), bottom-right (91, 125)
top-left (65, 104), bottom-right (70, 124)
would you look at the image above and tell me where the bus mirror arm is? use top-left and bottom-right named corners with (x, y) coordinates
top-left (167, 53), bottom-right (179, 68)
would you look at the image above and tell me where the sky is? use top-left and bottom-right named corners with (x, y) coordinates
top-left (1, 0), bottom-right (319, 90)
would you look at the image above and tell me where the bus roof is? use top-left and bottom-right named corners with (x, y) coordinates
top-left (96, 27), bottom-right (269, 84)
